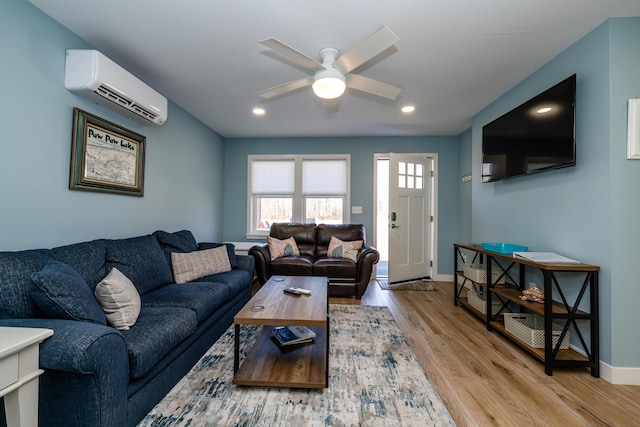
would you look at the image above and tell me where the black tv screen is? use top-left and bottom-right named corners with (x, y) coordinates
top-left (481, 74), bottom-right (576, 183)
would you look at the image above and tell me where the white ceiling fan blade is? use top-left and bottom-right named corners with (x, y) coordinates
top-left (258, 76), bottom-right (314, 99)
top-left (346, 74), bottom-right (402, 100)
top-left (259, 38), bottom-right (321, 73)
top-left (335, 25), bottom-right (399, 74)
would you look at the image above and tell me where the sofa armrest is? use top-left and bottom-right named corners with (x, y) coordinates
top-left (355, 245), bottom-right (380, 298)
top-left (235, 254), bottom-right (255, 275)
top-left (249, 244), bottom-right (270, 285)
top-left (0, 318), bottom-right (129, 427)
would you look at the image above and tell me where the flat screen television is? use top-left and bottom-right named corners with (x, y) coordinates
top-left (481, 74), bottom-right (576, 183)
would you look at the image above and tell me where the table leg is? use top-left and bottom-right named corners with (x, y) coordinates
top-left (5, 374), bottom-right (41, 427)
top-left (234, 324), bottom-right (240, 374)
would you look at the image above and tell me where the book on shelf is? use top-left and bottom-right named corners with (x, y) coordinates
top-left (513, 251), bottom-right (580, 264)
top-left (272, 325), bottom-right (316, 346)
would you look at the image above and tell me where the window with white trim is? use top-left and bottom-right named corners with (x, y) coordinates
top-left (247, 155), bottom-right (350, 238)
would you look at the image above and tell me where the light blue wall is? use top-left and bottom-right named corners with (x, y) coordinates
top-left (222, 136), bottom-right (460, 275)
top-left (458, 129), bottom-right (472, 243)
top-left (470, 18), bottom-right (640, 368)
top-left (0, 0), bottom-right (225, 250)
top-left (609, 18), bottom-right (640, 368)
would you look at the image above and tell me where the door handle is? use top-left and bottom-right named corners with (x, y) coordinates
top-left (391, 224), bottom-right (400, 229)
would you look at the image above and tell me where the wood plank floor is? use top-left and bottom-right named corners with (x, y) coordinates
top-left (331, 280), bottom-right (640, 427)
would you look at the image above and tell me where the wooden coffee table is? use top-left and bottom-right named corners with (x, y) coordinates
top-left (233, 276), bottom-right (329, 388)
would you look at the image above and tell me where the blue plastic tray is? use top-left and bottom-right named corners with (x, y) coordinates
top-left (481, 242), bottom-right (528, 254)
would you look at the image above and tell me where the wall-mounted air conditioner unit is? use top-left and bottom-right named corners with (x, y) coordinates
top-left (64, 49), bottom-right (168, 126)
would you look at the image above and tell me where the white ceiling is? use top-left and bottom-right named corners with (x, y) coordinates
top-left (28, 0), bottom-right (640, 138)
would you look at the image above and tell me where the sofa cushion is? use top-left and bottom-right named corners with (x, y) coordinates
top-left (153, 230), bottom-right (199, 261)
top-left (120, 306), bottom-right (197, 380)
top-left (268, 236), bottom-right (300, 260)
top-left (269, 223), bottom-right (317, 257)
top-left (171, 246), bottom-right (231, 284)
top-left (105, 235), bottom-right (173, 295)
top-left (313, 257), bottom-right (358, 278)
top-left (270, 256), bottom-right (314, 276)
top-left (30, 260), bottom-right (107, 325)
top-left (51, 240), bottom-right (107, 289)
top-left (316, 223), bottom-right (366, 258)
top-left (94, 267), bottom-right (141, 330)
top-left (141, 282), bottom-right (228, 323)
top-left (198, 242), bottom-right (238, 268)
top-left (194, 269), bottom-right (253, 299)
top-left (0, 249), bottom-right (52, 319)
top-left (327, 236), bottom-right (363, 262)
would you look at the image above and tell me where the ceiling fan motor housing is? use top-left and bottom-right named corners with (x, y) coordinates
top-left (312, 48), bottom-right (346, 99)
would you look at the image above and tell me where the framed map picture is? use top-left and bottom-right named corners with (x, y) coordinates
top-left (69, 108), bottom-right (145, 196)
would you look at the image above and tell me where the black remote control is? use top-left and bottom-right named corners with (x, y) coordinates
top-left (284, 288), bottom-right (301, 296)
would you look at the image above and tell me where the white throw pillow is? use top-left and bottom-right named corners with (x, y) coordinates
top-left (327, 236), bottom-right (363, 262)
top-left (171, 246), bottom-right (231, 284)
top-left (267, 236), bottom-right (300, 261)
top-left (94, 267), bottom-right (141, 330)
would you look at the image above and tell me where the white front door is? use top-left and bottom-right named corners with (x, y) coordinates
top-left (388, 153), bottom-right (432, 283)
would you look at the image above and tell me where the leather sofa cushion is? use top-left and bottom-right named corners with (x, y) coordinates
top-left (316, 224), bottom-right (366, 258)
top-left (313, 257), bottom-right (357, 278)
top-left (269, 223), bottom-right (317, 258)
top-left (269, 256), bottom-right (314, 276)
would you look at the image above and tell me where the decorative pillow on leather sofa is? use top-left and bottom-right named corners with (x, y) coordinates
top-left (30, 260), bottom-right (107, 325)
top-left (94, 267), bottom-right (141, 330)
top-left (171, 246), bottom-right (232, 284)
top-left (327, 236), bottom-right (363, 262)
top-left (268, 236), bottom-right (300, 260)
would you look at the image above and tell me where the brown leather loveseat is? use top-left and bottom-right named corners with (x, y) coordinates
top-left (249, 223), bottom-right (379, 298)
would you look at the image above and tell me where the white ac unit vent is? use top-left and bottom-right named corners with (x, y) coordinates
top-left (65, 49), bottom-right (168, 126)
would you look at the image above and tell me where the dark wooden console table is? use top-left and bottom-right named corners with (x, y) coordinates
top-left (453, 243), bottom-right (599, 377)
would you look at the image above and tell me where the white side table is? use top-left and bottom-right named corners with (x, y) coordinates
top-left (0, 327), bottom-right (53, 427)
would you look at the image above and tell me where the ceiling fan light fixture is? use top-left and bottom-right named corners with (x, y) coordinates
top-left (312, 68), bottom-right (346, 100)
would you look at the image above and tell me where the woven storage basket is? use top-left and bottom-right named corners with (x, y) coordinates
top-left (467, 290), bottom-right (509, 315)
top-left (463, 263), bottom-right (505, 284)
top-left (503, 313), bottom-right (570, 349)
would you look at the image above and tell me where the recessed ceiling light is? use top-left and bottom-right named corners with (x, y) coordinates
top-left (536, 106), bottom-right (553, 114)
top-left (253, 107), bottom-right (266, 116)
top-left (401, 105), bottom-right (415, 113)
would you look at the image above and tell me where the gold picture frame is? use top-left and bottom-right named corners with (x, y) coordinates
top-left (69, 108), bottom-right (145, 196)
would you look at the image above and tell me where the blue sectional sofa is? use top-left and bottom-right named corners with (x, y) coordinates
top-left (0, 230), bottom-right (254, 427)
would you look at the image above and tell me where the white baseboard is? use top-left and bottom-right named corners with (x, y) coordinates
top-left (599, 362), bottom-right (640, 385)
top-left (435, 273), bottom-right (454, 282)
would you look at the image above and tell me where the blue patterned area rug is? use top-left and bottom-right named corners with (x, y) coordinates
top-left (138, 305), bottom-right (455, 427)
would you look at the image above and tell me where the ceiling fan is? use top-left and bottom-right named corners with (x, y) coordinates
top-left (258, 25), bottom-right (402, 103)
